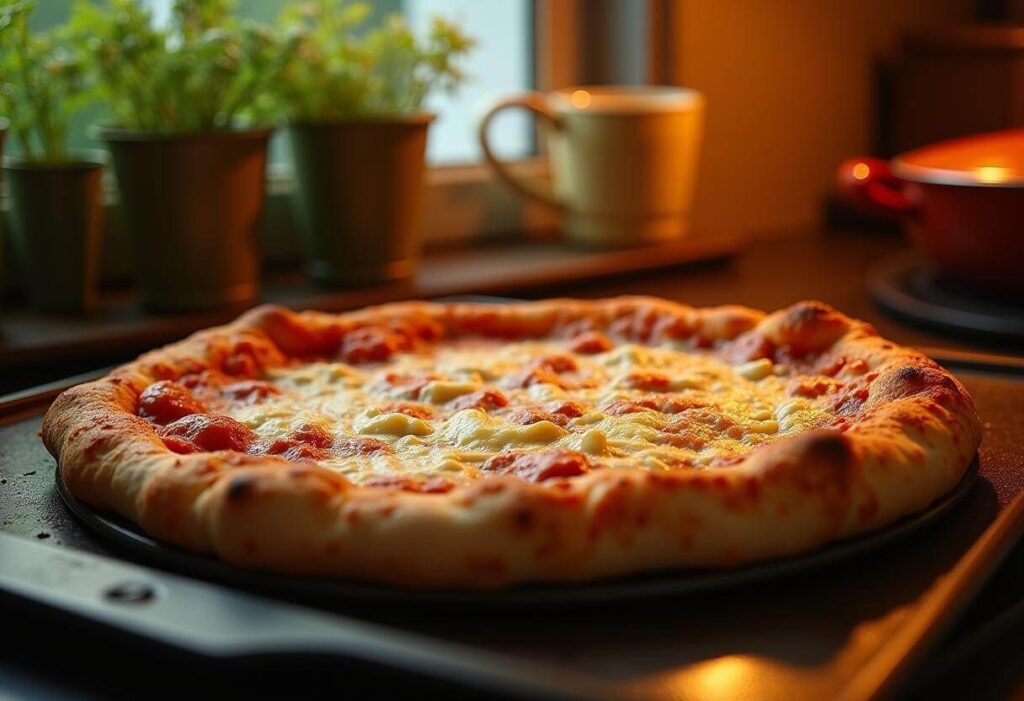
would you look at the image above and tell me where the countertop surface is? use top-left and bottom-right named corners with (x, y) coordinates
top-left (2, 229), bottom-right (1023, 700)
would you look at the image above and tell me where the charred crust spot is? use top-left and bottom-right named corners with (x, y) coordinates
top-left (512, 507), bottom-right (536, 532)
top-left (894, 365), bottom-right (929, 386)
top-left (787, 300), bottom-right (833, 326)
top-left (801, 431), bottom-right (853, 468)
top-left (226, 475), bottom-right (254, 503)
top-left (873, 363), bottom-right (962, 404)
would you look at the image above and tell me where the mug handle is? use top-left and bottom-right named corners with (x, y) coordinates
top-left (837, 157), bottom-right (916, 221)
top-left (478, 92), bottom-right (565, 210)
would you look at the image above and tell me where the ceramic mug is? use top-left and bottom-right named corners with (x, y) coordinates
top-left (478, 86), bottom-right (705, 248)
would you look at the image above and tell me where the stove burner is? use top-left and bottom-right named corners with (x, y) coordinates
top-left (868, 252), bottom-right (1024, 343)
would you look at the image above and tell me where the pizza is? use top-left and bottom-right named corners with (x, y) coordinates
top-left (42, 297), bottom-right (981, 588)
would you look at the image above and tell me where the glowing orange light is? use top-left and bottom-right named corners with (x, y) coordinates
top-left (852, 162), bottom-right (870, 181)
top-left (570, 89), bottom-right (592, 109)
top-left (974, 165), bottom-right (1011, 183)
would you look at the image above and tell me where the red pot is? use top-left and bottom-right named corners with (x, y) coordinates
top-left (838, 128), bottom-right (1024, 294)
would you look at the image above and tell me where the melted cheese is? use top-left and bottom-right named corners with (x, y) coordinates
top-left (222, 338), bottom-right (835, 484)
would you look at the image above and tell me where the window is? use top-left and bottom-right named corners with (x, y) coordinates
top-left (155, 0), bottom-right (535, 166)
top-left (405, 0), bottom-right (532, 164)
top-left (14, 2), bottom-right (661, 243)
top-left (22, 1), bottom-right (534, 168)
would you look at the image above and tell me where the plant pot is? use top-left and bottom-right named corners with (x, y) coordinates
top-left (3, 158), bottom-right (104, 313)
top-left (0, 117), bottom-right (7, 307)
top-left (288, 115), bottom-right (433, 286)
top-left (98, 127), bottom-right (271, 312)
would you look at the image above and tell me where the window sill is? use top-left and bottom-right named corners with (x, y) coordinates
top-left (1, 158), bottom-right (559, 289)
top-left (0, 234), bottom-right (739, 381)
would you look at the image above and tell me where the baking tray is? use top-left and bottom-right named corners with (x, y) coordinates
top-left (2, 356), bottom-right (1024, 701)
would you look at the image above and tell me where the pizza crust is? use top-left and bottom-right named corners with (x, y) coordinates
top-left (42, 297), bottom-right (981, 588)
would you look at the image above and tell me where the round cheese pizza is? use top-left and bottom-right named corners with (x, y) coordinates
top-left (42, 297), bottom-right (981, 588)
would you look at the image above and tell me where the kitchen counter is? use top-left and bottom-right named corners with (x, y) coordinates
top-left (1, 228), bottom-right (1023, 700)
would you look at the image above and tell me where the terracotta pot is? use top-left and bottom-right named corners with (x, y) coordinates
top-left (98, 127), bottom-right (271, 312)
top-left (838, 128), bottom-right (1024, 294)
top-left (287, 116), bottom-right (432, 286)
top-left (3, 158), bottom-right (104, 313)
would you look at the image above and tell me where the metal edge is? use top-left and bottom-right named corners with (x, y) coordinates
top-left (921, 348), bottom-right (1024, 377)
top-left (0, 366), bottom-right (114, 423)
top-left (838, 492), bottom-right (1024, 701)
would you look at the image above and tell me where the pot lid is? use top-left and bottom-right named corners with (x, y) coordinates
top-left (892, 128), bottom-right (1024, 187)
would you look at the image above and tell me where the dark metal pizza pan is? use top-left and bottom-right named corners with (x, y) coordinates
top-left (56, 461), bottom-right (978, 608)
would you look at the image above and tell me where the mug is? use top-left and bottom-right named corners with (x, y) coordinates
top-left (478, 86), bottom-right (705, 247)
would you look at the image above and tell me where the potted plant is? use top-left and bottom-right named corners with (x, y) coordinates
top-left (0, 115), bottom-right (7, 303)
top-left (72, 0), bottom-right (298, 312)
top-left (0, 1), bottom-right (102, 313)
top-left (275, 2), bottom-right (472, 286)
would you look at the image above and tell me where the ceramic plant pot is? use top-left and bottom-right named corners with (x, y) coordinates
top-left (288, 115), bottom-right (432, 286)
top-left (99, 127), bottom-right (271, 312)
top-left (3, 158), bottom-right (104, 313)
top-left (0, 117), bottom-right (8, 306)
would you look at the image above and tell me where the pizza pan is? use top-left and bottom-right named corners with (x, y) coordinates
top-left (56, 461), bottom-right (978, 608)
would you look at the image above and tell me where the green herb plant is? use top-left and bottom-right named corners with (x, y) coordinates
top-left (276, 0), bottom-right (474, 122)
top-left (0, 1), bottom-right (93, 162)
top-left (71, 0), bottom-right (300, 133)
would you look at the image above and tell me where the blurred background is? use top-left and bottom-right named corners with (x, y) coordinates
top-left (3, 0), bottom-right (1024, 389)
top-left (16, 0), bottom-right (1024, 243)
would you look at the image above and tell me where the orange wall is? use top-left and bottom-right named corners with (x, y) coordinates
top-left (670, 0), bottom-right (973, 237)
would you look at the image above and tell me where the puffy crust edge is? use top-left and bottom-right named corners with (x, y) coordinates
top-left (41, 297), bottom-right (981, 588)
